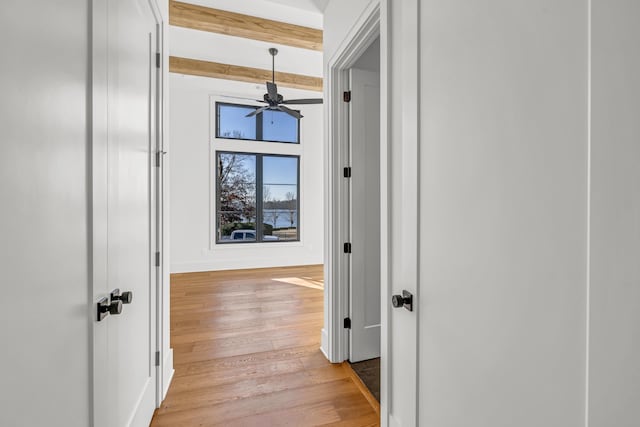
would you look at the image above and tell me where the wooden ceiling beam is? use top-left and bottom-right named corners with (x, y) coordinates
top-left (169, 0), bottom-right (323, 51)
top-left (169, 56), bottom-right (323, 92)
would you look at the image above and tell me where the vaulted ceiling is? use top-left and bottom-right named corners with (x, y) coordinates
top-left (169, 0), bottom-right (324, 94)
top-left (263, 0), bottom-right (329, 13)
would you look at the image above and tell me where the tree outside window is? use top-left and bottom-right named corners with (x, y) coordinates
top-left (216, 152), bottom-right (299, 243)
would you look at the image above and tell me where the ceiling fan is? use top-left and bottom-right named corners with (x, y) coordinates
top-left (246, 48), bottom-right (323, 119)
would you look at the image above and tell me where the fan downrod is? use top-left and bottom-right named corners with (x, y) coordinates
top-left (268, 48), bottom-right (278, 84)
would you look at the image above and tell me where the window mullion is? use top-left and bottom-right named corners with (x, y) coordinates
top-left (255, 154), bottom-right (263, 242)
top-left (256, 110), bottom-right (263, 141)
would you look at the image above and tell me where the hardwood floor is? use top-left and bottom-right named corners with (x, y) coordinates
top-left (150, 265), bottom-right (380, 427)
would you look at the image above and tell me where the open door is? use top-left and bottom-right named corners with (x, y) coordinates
top-left (92, 0), bottom-right (160, 426)
top-left (348, 67), bottom-right (381, 362)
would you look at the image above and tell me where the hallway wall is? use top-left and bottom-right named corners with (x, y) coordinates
top-left (0, 1), bottom-right (90, 426)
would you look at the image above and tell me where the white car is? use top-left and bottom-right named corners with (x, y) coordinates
top-left (228, 229), bottom-right (279, 241)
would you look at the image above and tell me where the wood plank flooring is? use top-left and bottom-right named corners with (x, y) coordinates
top-left (150, 265), bottom-right (380, 427)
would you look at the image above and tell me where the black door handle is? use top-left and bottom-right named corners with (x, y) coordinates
top-left (391, 290), bottom-right (413, 312)
top-left (111, 288), bottom-right (133, 304)
top-left (97, 297), bottom-right (123, 321)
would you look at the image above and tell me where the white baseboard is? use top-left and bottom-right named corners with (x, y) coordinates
top-left (162, 348), bottom-right (174, 400)
top-left (320, 328), bottom-right (330, 361)
top-left (170, 257), bottom-right (322, 274)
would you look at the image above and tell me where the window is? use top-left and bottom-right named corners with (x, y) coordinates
top-left (216, 102), bottom-right (300, 144)
top-left (216, 152), bottom-right (299, 243)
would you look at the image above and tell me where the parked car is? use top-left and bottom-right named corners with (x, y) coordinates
top-left (228, 229), bottom-right (279, 242)
top-left (230, 229), bottom-right (256, 241)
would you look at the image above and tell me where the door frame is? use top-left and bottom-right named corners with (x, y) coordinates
top-left (323, 0), bottom-right (389, 422)
top-left (148, 0), bottom-right (174, 408)
top-left (145, 0), bottom-right (170, 407)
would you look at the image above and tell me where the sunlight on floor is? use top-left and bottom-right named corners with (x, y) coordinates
top-left (272, 276), bottom-right (325, 290)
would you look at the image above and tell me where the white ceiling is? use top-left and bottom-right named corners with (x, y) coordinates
top-left (263, 0), bottom-right (329, 13)
top-left (185, 0), bottom-right (323, 28)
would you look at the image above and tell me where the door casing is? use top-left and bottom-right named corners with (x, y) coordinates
top-left (322, 0), bottom-right (380, 365)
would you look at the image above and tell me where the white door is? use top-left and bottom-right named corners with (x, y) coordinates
top-left (414, 1), bottom-right (587, 426)
top-left (349, 68), bottom-right (381, 362)
top-left (93, 1), bottom-right (159, 426)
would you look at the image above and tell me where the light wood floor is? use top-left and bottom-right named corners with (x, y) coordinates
top-left (150, 265), bottom-right (380, 427)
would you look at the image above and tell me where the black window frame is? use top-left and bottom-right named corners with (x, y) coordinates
top-left (215, 101), bottom-right (301, 144)
top-left (216, 151), bottom-right (301, 244)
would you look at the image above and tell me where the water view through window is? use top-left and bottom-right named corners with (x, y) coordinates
top-left (216, 152), bottom-right (299, 243)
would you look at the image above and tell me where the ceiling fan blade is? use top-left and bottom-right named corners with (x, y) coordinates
top-left (277, 105), bottom-right (303, 119)
top-left (245, 106), bottom-right (269, 117)
top-left (281, 98), bottom-right (323, 105)
top-left (266, 81), bottom-right (278, 102)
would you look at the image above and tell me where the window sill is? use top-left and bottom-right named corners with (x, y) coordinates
top-left (207, 241), bottom-right (304, 252)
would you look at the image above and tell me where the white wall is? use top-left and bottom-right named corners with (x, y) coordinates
top-left (0, 1), bottom-right (90, 426)
top-left (169, 75), bottom-right (324, 272)
top-left (324, 0), bottom-right (377, 64)
top-left (588, 1), bottom-right (640, 425)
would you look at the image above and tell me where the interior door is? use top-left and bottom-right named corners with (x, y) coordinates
top-left (349, 68), bottom-right (381, 362)
top-left (415, 1), bottom-right (588, 426)
top-left (93, 0), bottom-right (159, 426)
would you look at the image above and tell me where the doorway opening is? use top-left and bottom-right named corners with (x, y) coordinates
top-left (346, 36), bottom-right (382, 399)
top-left (322, 0), bottom-right (383, 411)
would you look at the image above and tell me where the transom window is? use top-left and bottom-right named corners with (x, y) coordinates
top-left (215, 102), bottom-right (300, 144)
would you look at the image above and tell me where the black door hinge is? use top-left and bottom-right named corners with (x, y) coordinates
top-left (156, 52), bottom-right (161, 69)
top-left (155, 251), bottom-right (160, 267)
top-left (155, 351), bottom-right (160, 366)
top-left (343, 91), bottom-right (351, 102)
top-left (155, 151), bottom-right (161, 167)
top-left (343, 167), bottom-right (352, 178)
top-left (344, 242), bottom-right (352, 253)
top-left (344, 317), bottom-right (351, 329)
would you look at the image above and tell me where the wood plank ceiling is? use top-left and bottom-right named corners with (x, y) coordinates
top-left (168, 0), bottom-right (323, 91)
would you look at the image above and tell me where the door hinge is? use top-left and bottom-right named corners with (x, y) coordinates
top-left (155, 151), bottom-right (161, 167)
top-left (155, 52), bottom-right (161, 69)
top-left (343, 166), bottom-right (352, 178)
top-left (155, 351), bottom-right (160, 366)
top-left (344, 242), bottom-right (352, 253)
top-left (344, 317), bottom-right (351, 329)
top-left (155, 251), bottom-right (160, 267)
top-left (343, 91), bottom-right (351, 102)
